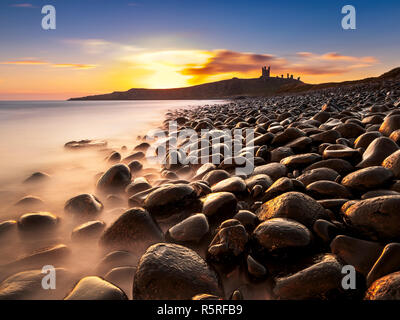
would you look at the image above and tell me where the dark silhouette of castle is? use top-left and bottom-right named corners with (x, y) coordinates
top-left (261, 66), bottom-right (300, 81)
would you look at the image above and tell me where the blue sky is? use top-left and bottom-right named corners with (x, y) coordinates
top-left (0, 0), bottom-right (399, 99)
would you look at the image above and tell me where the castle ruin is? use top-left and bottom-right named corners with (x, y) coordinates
top-left (261, 66), bottom-right (300, 81)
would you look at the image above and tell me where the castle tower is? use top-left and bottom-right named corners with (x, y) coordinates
top-left (267, 66), bottom-right (270, 78)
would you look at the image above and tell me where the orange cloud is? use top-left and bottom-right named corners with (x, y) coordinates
top-left (180, 49), bottom-right (379, 83)
top-left (1, 60), bottom-right (48, 65)
top-left (52, 64), bottom-right (97, 70)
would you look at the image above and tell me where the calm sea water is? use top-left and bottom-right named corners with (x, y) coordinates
top-left (0, 100), bottom-right (226, 182)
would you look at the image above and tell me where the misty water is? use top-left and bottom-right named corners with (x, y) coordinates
top-left (0, 99), bottom-right (228, 298)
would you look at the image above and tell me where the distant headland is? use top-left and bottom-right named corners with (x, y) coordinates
top-left (69, 66), bottom-right (400, 101)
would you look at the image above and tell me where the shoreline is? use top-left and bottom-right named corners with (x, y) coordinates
top-left (0, 78), bottom-right (400, 299)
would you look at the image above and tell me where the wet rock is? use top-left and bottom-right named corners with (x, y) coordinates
top-left (133, 243), bottom-right (222, 299)
top-left (144, 183), bottom-right (197, 217)
top-left (64, 194), bottom-right (104, 217)
top-left (389, 129), bottom-right (400, 145)
top-left (211, 177), bottom-right (247, 194)
top-left (96, 164), bottom-right (131, 193)
top-left (382, 150), bottom-right (400, 178)
top-left (297, 167), bottom-right (340, 186)
top-left (64, 276), bottom-right (128, 300)
top-left (257, 191), bottom-right (326, 227)
top-left (247, 255), bottom-right (267, 278)
top-left (14, 196), bottom-right (44, 210)
top-left (273, 254), bottom-right (344, 299)
top-left (97, 250), bottom-right (136, 275)
top-left (365, 271), bottom-right (400, 300)
top-left (305, 159), bottom-right (354, 176)
top-left (127, 160), bottom-right (143, 174)
top-left (17, 212), bottom-right (59, 233)
top-left (284, 136), bottom-right (312, 152)
top-left (310, 130), bottom-right (341, 144)
top-left (317, 199), bottom-right (348, 212)
top-left (306, 180), bottom-right (351, 199)
top-left (168, 213), bottom-right (209, 242)
top-left (202, 192), bottom-right (237, 218)
top-left (245, 174), bottom-right (273, 193)
top-left (342, 196), bottom-right (400, 240)
top-left (106, 151), bottom-right (121, 163)
top-left (208, 219), bottom-right (248, 261)
top-left (189, 181), bottom-right (212, 197)
top-left (361, 189), bottom-right (400, 199)
top-left (354, 131), bottom-right (382, 150)
top-left (330, 235), bottom-right (383, 275)
top-left (122, 151), bottom-right (145, 162)
top-left (99, 208), bottom-right (164, 252)
top-left (253, 218), bottom-right (312, 252)
top-left (253, 163), bottom-right (288, 181)
top-left (0, 268), bottom-right (74, 300)
top-left (262, 177), bottom-right (304, 202)
top-left (105, 266), bottom-right (136, 299)
top-left (357, 137), bottom-right (398, 168)
top-left (270, 147), bottom-right (294, 162)
top-left (23, 172), bottom-right (50, 184)
top-left (134, 142), bottom-right (150, 152)
top-left (203, 170), bottom-right (230, 186)
top-left (64, 139), bottom-right (107, 149)
top-left (333, 123), bottom-right (365, 139)
top-left (322, 145), bottom-right (361, 163)
top-left (233, 210), bottom-right (258, 232)
top-left (380, 115), bottom-right (400, 136)
top-left (71, 220), bottom-right (105, 241)
top-left (280, 153), bottom-right (321, 169)
top-left (313, 219), bottom-right (341, 243)
top-left (0, 220), bottom-right (17, 238)
top-left (272, 127), bottom-right (305, 146)
top-left (125, 177), bottom-right (151, 196)
top-left (341, 166), bottom-right (394, 192)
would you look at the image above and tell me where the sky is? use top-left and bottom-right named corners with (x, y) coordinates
top-left (0, 0), bottom-right (399, 100)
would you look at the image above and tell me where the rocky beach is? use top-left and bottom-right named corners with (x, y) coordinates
top-left (1, 75), bottom-right (400, 300)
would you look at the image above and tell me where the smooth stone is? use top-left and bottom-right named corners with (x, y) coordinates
top-left (389, 129), bottom-right (400, 144)
top-left (341, 166), bottom-right (394, 192)
top-left (273, 254), bottom-right (344, 300)
top-left (202, 170), bottom-right (230, 186)
top-left (14, 196), bottom-right (44, 209)
top-left (280, 153), bottom-right (321, 169)
top-left (64, 139), bottom-right (107, 149)
top-left (105, 266), bottom-right (136, 299)
top-left (284, 136), bottom-right (312, 152)
top-left (333, 123), bottom-right (365, 139)
top-left (0, 268), bottom-right (74, 300)
top-left (382, 150), bottom-right (400, 178)
top-left (270, 147), bottom-right (294, 162)
top-left (0, 220), bottom-right (17, 237)
top-left (253, 218), bottom-right (311, 252)
top-left (99, 208), bottom-right (164, 252)
top-left (306, 180), bottom-right (352, 199)
top-left (17, 212), bottom-right (59, 233)
top-left (367, 243), bottom-right (400, 287)
top-left (262, 177), bottom-right (303, 202)
top-left (342, 196), bottom-right (400, 240)
top-left (64, 194), bottom-right (104, 216)
top-left (122, 151), bottom-right (145, 162)
top-left (71, 220), bottom-right (105, 241)
top-left (253, 163), bottom-right (288, 181)
top-left (247, 255), bottom-right (267, 277)
top-left (365, 271), bottom-right (400, 300)
top-left (361, 189), bottom-right (400, 199)
top-left (330, 235), bottom-right (383, 275)
top-left (233, 210), bottom-right (258, 232)
top-left (202, 192), bottom-right (237, 218)
top-left (125, 178), bottom-right (151, 196)
top-left (133, 243), bottom-right (222, 300)
top-left (317, 199), bottom-right (349, 212)
top-left (96, 164), bottom-right (132, 193)
top-left (168, 213), bottom-right (209, 242)
top-left (106, 151), bottom-right (121, 163)
top-left (208, 219), bottom-right (248, 260)
top-left (305, 159), bottom-right (354, 176)
top-left (189, 181), bottom-right (212, 197)
top-left (357, 137), bottom-right (399, 168)
top-left (64, 276), bottom-right (127, 300)
top-left (322, 145), bottom-right (361, 163)
top-left (211, 177), bottom-right (246, 194)
top-left (97, 250), bottom-right (136, 275)
top-left (23, 172), bottom-right (50, 184)
top-left (379, 115), bottom-right (400, 136)
top-left (354, 131), bottom-right (382, 150)
top-left (310, 130), bottom-right (341, 144)
top-left (256, 191), bottom-right (326, 227)
top-left (144, 183), bottom-right (197, 217)
top-left (297, 167), bottom-right (340, 186)
top-left (245, 174), bottom-right (273, 191)
top-left (127, 160), bottom-right (143, 173)
top-left (313, 219), bottom-right (341, 242)
top-left (272, 127), bottom-right (306, 146)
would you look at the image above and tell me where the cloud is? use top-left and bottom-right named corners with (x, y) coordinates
top-left (0, 60), bottom-right (48, 65)
top-left (178, 49), bottom-right (379, 83)
top-left (0, 59), bottom-right (97, 70)
top-left (9, 3), bottom-right (36, 8)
